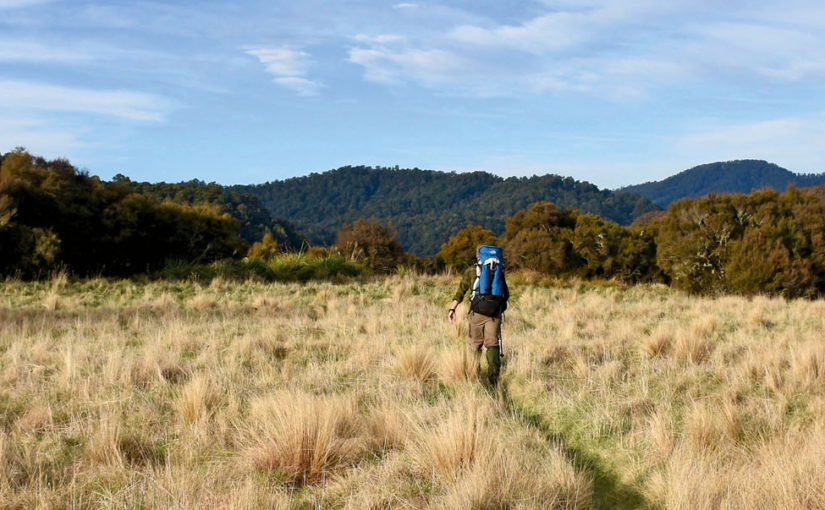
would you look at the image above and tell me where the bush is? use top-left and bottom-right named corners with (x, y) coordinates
top-left (333, 219), bottom-right (406, 272)
top-left (504, 202), bottom-right (582, 275)
top-left (437, 225), bottom-right (500, 271)
top-left (652, 187), bottom-right (825, 296)
top-left (248, 232), bottom-right (279, 261)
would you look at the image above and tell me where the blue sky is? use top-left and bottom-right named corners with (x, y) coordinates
top-left (2, 0), bottom-right (824, 188)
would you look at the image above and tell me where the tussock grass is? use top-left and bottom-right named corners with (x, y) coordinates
top-left (3, 276), bottom-right (825, 507)
top-left (177, 375), bottom-right (218, 425)
top-left (408, 394), bottom-right (495, 482)
top-left (244, 391), bottom-right (364, 485)
top-left (439, 346), bottom-right (480, 382)
top-left (396, 345), bottom-right (438, 382)
top-left (641, 325), bottom-right (671, 357)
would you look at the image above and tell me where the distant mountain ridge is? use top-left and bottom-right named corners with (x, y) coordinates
top-left (620, 160), bottom-right (825, 208)
top-left (230, 166), bottom-right (660, 255)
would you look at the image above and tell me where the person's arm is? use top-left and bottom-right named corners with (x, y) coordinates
top-left (448, 268), bottom-right (473, 323)
top-left (447, 298), bottom-right (460, 323)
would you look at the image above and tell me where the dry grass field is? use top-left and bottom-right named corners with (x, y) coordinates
top-left (2, 273), bottom-right (825, 509)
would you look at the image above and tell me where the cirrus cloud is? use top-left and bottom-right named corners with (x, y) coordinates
top-left (0, 79), bottom-right (169, 121)
top-left (245, 46), bottom-right (324, 96)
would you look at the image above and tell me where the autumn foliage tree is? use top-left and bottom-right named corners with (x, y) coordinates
top-left (247, 232), bottom-right (279, 261)
top-left (333, 219), bottom-right (407, 272)
top-left (652, 187), bottom-right (825, 297)
top-left (573, 214), bottom-right (660, 282)
top-left (437, 225), bottom-right (500, 270)
top-left (503, 201), bottom-right (582, 275)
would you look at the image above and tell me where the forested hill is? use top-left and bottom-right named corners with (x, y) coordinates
top-left (620, 160), bottom-right (825, 208)
top-left (230, 166), bottom-right (659, 255)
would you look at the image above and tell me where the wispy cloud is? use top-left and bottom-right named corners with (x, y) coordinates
top-left (345, 2), bottom-right (689, 97)
top-left (0, 80), bottom-right (169, 121)
top-left (354, 33), bottom-right (407, 45)
top-left (348, 1), bottom-right (825, 100)
top-left (348, 45), bottom-right (465, 85)
top-left (688, 21), bottom-right (825, 82)
top-left (245, 46), bottom-right (324, 96)
top-left (0, 40), bottom-right (91, 62)
top-left (393, 3), bottom-right (418, 9)
top-left (450, 1), bottom-right (665, 54)
top-left (246, 47), bottom-right (310, 77)
top-left (0, 0), bottom-right (52, 8)
top-left (273, 76), bottom-right (324, 97)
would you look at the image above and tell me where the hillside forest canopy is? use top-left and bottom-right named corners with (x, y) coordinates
top-left (620, 160), bottom-right (825, 208)
top-left (3, 149), bottom-right (825, 298)
top-left (230, 165), bottom-right (660, 255)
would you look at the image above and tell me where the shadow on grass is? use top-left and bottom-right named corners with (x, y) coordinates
top-left (498, 382), bottom-right (649, 510)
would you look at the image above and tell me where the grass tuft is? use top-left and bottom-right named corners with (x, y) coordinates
top-left (244, 391), bottom-right (363, 485)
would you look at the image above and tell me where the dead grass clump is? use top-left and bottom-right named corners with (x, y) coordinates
top-left (653, 430), bottom-right (825, 508)
top-left (15, 404), bottom-right (52, 433)
top-left (43, 291), bottom-right (62, 311)
top-left (177, 375), bottom-right (218, 425)
top-left (409, 396), bottom-right (591, 508)
top-left (234, 335), bottom-right (288, 362)
top-left (88, 412), bottom-right (124, 467)
top-left (244, 391), bottom-right (363, 485)
top-left (691, 314), bottom-right (719, 337)
top-left (407, 395), bottom-right (494, 482)
top-left (641, 327), bottom-right (671, 357)
top-left (187, 293), bottom-right (218, 310)
top-left (440, 442), bottom-right (592, 510)
top-left (366, 404), bottom-right (409, 453)
top-left (396, 346), bottom-right (437, 382)
top-left (651, 444), bottom-right (728, 509)
top-left (209, 275), bottom-right (231, 290)
top-left (740, 431), bottom-right (825, 508)
top-left (251, 295), bottom-right (279, 312)
top-left (326, 452), bottom-right (424, 509)
top-left (222, 478), bottom-right (293, 510)
top-left (596, 360), bottom-right (623, 386)
top-left (749, 309), bottom-right (774, 329)
top-left (42, 271), bottom-right (69, 311)
top-left (673, 330), bottom-right (712, 364)
top-left (764, 363), bottom-right (785, 395)
top-left (148, 292), bottom-right (177, 312)
top-left (645, 409), bottom-right (675, 463)
top-left (541, 344), bottom-right (570, 365)
top-left (684, 401), bottom-right (737, 451)
top-left (0, 432), bottom-right (25, 490)
top-left (131, 346), bottom-right (188, 387)
top-left (790, 341), bottom-right (825, 390)
top-left (439, 347), bottom-right (479, 382)
top-left (117, 432), bottom-right (166, 466)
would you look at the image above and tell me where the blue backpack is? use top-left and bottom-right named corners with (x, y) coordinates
top-left (470, 245), bottom-right (508, 316)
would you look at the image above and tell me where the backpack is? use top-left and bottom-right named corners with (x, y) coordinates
top-left (470, 245), bottom-right (508, 316)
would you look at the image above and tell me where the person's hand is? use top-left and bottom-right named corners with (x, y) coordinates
top-left (448, 308), bottom-right (456, 323)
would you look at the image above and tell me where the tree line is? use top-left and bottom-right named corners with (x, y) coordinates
top-left (436, 185), bottom-right (825, 297)
top-left (0, 150), bottom-right (245, 277)
top-left (4, 149), bottom-right (825, 298)
top-left (620, 159), bottom-right (825, 208)
top-left (230, 165), bottom-right (659, 255)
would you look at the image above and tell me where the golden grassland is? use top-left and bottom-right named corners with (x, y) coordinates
top-left (2, 273), bottom-right (825, 509)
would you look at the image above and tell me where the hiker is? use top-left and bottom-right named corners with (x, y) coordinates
top-left (448, 245), bottom-right (509, 386)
